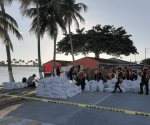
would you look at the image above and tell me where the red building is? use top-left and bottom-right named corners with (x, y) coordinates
top-left (43, 60), bottom-right (71, 77)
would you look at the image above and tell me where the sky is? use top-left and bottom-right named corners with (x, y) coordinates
top-left (0, 0), bottom-right (150, 64)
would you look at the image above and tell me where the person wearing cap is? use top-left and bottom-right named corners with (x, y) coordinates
top-left (27, 74), bottom-right (36, 87)
top-left (139, 68), bottom-right (149, 95)
top-left (112, 67), bottom-right (123, 93)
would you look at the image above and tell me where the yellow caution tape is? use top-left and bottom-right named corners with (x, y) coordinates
top-left (0, 93), bottom-right (150, 117)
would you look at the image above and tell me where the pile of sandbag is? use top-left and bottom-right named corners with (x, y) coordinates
top-left (103, 76), bottom-right (142, 92)
top-left (104, 78), bottom-right (117, 92)
top-left (36, 76), bottom-right (81, 99)
top-left (120, 80), bottom-right (140, 92)
top-left (2, 82), bottom-right (27, 89)
top-left (84, 80), bottom-right (104, 92)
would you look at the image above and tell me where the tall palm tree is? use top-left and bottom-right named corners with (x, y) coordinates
top-left (62, 0), bottom-right (87, 61)
top-left (0, 1), bottom-right (23, 82)
top-left (24, 0), bottom-right (66, 76)
top-left (19, 0), bottom-right (43, 78)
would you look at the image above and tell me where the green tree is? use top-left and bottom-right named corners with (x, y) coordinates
top-left (24, 0), bottom-right (66, 75)
top-left (86, 25), bottom-right (112, 58)
top-left (62, 0), bottom-right (87, 61)
top-left (57, 30), bottom-right (88, 55)
top-left (57, 25), bottom-right (138, 58)
top-left (106, 26), bottom-right (138, 57)
top-left (0, 1), bottom-right (23, 82)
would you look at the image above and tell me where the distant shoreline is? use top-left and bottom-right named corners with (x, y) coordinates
top-left (0, 65), bottom-right (38, 67)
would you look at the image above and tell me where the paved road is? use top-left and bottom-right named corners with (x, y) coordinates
top-left (0, 92), bottom-right (150, 125)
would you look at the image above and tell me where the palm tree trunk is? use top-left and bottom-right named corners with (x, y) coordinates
top-left (1, 4), bottom-right (15, 82)
top-left (68, 21), bottom-right (75, 61)
top-left (6, 44), bottom-right (15, 82)
top-left (36, 1), bottom-right (43, 79)
top-left (52, 32), bottom-right (57, 76)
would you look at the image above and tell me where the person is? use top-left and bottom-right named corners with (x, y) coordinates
top-left (126, 68), bottom-right (132, 80)
top-left (112, 67), bottom-right (123, 93)
top-left (95, 69), bottom-right (103, 81)
top-left (131, 71), bottom-right (138, 81)
top-left (76, 70), bottom-right (87, 91)
top-left (22, 77), bottom-right (27, 83)
top-left (27, 74), bottom-right (37, 87)
top-left (69, 66), bottom-right (75, 80)
top-left (139, 68), bottom-right (149, 95)
top-left (56, 67), bottom-right (61, 76)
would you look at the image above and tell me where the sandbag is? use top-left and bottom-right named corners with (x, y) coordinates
top-left (97, 80), bottom-right (104, 92)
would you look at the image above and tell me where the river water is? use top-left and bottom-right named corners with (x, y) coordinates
top-left (0, 66), bottom-right (39, 84)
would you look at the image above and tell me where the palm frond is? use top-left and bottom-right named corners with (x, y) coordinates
top-left (0, 11), bottom-right (18, 28)
top-left (74, 11), bottom-right (85, 23)
top-left (0, 25), bottom-right (13, 50)
top-left (72, 14), bottom-right (79, 29)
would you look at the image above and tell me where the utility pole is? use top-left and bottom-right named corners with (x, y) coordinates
top-left (145, 48), bottom-right (150, 64)
top-left (145, 48), bottom-right (146, 60)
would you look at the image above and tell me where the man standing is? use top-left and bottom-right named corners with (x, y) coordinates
top-left (139, 68), bottom-right (149, 95)
top-left (112, 67), bottom-right (123, 93)
top-left (76, 70), bottom-right (87, 91)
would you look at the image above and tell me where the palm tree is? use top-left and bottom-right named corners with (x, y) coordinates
top-left (22, 60), bottom-right (25, 65)
top-left (1, 61), bottom-right (5, 65)
top-left (19, 59), bottom-right (22, 65)
top-left (0, 1), bottom-right (23, 82)
top-left (62, 0), bottom-right (87, 61)
top-left (76, 28), bottom-right (85, 34)
top-left (12, 58), bottom-right (16, 65)
top-left (19, 0), bottom-right (43, 79)
top-left (24, 0), bottom-right (66, 75)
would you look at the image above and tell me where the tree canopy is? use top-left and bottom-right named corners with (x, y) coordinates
top-left (57, 24), bottom-right (138, 58)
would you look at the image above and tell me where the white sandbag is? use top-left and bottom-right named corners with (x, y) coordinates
top-left (89, 80), bottom-right (98, 92)
top-left (137, 75), bottom-right (141, 83)
top-left (97, 80), bottom-right (104, 92)
top-left (120, 80), bottom-right (128, 92)
top-left (121, 80), bottom-right (140, 92)
top-left (106, 80), bottom-right (115, 88)
top-left (66, 83), bottom-right (81, 97)
top-left (2, 82), bottom-right (26, 89)
top-left (104, 88), bottom-right (114, 92)
top-left (111, 77), bottom-right (117, 84)
top-left (36, 76), bottom-right (81, 99)
top-left (85, 80), bottom-right (90, 91)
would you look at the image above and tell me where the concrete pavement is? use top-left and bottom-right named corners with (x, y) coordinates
top-left (0, 92), bottom-right (150, 125)
top-left (0, 116), bottom-right (55, 125)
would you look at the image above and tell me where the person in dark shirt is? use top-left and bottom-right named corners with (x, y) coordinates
top-left (56, 67), bottom-right (61, 76)
top-left (76, 70), bottom-right (86, 91)
top-left (139, 68), bottom-right (149, 95)
top-left (112, 67), bottom-right (123, 93)
top-left (27, 74), bottom-right (36, 87)
top-left (69, 66), bottom-right (75, 80)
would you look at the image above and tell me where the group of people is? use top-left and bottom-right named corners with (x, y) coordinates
top-left (22, 65), bottom-right (150, 95)
top-left (67, 65), bottom-right (150, 95)
top-left (112, 67), bottom-right (149, 95)
top-left (68, 65), bottom-right (86, 91)
top-left (22, 74), bottom-right (38, 88)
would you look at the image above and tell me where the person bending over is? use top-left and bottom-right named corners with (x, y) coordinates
top-left (27, 74), bottom-right (36, 87)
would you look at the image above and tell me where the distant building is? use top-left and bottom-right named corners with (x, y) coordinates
top-left (72, 57), bottom-right (134, 70)
top-left (42, 60), bottom-right (71, 77)
top-left (43, 60), bottom-right (71, 67)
